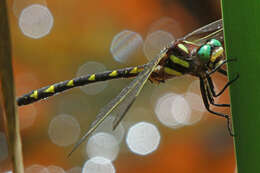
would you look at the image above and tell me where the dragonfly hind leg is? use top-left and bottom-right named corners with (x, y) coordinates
top-left (199, 76), bottom-right (234, 136)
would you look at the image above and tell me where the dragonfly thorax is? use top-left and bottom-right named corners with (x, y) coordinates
top-left (149, 40), bottom-right (196, 82)
top-left (163, 41), bottom-right (193, 76)
top-left (151, 39), bottom-right (225, 82)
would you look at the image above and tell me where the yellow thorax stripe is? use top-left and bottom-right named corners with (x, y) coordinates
top-left (177, 44), bottom-right (189, 54)
top-left (164, 67), bottom-right (182, 76)
top-left (170, 55), bottom-right (190, 68)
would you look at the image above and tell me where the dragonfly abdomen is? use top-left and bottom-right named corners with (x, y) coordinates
top-left (17, 66), bottom-right (145, 106)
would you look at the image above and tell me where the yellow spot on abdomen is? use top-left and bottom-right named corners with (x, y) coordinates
top-left (137, 68), bottom-right (143, 72)
top-left (44, 85), bottom-right (55, 93)
top-left (30, 90), bottom-right (38, 99)
top-left (109, 70), bottom-right (118, 77)
top-left (164, 67), bottom-right (183, 76)
top-left (88, 74), bottom-right (95, 81)
top-left (177, 44), bottom-right (189, 54)
top-left (130, 67), bottom-right (138, 74)
top-left (66, 80), bottom-right (74, 86)
top-left (170, 55), bottom-right (190, 68)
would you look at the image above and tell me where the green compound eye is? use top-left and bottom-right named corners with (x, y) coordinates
top-left (198, 44), bottom-right (211, 62)
top-left (207, 39), bottom-right (222, 47)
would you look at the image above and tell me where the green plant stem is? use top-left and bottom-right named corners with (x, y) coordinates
top-left (0, 1), bottom-right (24, 172)
top-left (221, 1), bottom-right (260, 172)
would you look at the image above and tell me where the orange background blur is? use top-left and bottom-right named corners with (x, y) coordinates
top-left (0, 0), bottom-right (235, 172)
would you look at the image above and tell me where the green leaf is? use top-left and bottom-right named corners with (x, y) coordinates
top-left (221, 1), bottom-right (260, 172)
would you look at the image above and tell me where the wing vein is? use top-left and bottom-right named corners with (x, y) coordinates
top-left (68, 49), bottom-right (167, 157)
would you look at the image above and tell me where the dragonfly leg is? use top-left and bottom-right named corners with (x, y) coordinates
top-left (208, 59), bottom-right (227, 75)
top-left (205, 83), bottom-right (230, 107)
top-left (199, 76), bottom-right (234, 136)
top-left (207, 58), bottom-right (237, 76)
top-left (206, 73), bottom-right (239, 98)
top-left (217, 68), bottom-right (227, 76)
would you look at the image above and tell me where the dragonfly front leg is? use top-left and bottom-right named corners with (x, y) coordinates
top-left (206, 73), bottom-right (239, 98)
top-left (207, 58), bottom-right (237, 76)
top-left (199, 76), bottom-right (234, 136)
top-left (208, 59), bottom-right (228, 75)
top-left (217, 68), bottom-right (227, 76)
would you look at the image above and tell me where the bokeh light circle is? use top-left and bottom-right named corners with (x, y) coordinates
top-left (86, 132), bottom-right (119, 161)
top-left (25, 164), bottom-right (49, 173)
top-left (4, 171), bottom-right (12, 173)
top-left (155, 93), bottom-right (182, 129)
top-left (185, 92), bottom-right (205, 112)
top-left (47, 165), bottom-right (65, 173)
top-left (184, 92), bottom-right (205, 125)
top-left (13, 0), bottom-right (47, 17)
top-left (48, 114), bottom-right (80, 146)
top-left (171, 95), bottom-right (192, 125)
top-left (82, 157), bottom-right (115, 173)
top-left (18, 4), bottom-right (53, 39)
top-left (94, 115), bottom-right (125, 143)
top-left (110, 30), bottom-right (143, 63)
top-left (126, 122), bottom-right (160, 155)
top-left (143, 30), bottom-right (175, 60)
top-left (66, 167), bottom-right (82, 173)
top-left (148, 17), bottom-right (183, 38)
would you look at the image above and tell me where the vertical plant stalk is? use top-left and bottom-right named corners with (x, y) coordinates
top-left (221, 0), bottom-right (260, 172)
top-left (0, 0), bottom-right (24, 172)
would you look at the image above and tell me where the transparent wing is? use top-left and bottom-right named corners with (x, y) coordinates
top-left (111, 50), bottom-right (167, 129)
top-left (192, 28), bottom-right (223, 45)
top-left (143, 30), bottom-right (175, 60)
top-left (68, 49), bottom-right (167, 157)
top-left (183, 19), bottom-right (223, 45)
top-left (110, 18), bottom-right (179, 63)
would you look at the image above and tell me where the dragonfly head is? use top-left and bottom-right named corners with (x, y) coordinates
top-left (197, 39), bottom-right (224, 70)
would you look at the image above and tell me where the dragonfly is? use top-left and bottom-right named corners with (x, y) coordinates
top-left (16, 19), bottom-right (238, 156)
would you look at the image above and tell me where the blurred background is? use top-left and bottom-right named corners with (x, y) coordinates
top-left (0, 0), bottom-right (235, 172)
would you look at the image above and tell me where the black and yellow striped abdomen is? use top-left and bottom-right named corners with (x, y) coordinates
top-left (17, 65), bottom-right (145, 106)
